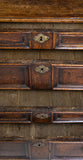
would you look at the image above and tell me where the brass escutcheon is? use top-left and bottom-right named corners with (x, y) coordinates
top-left (36, 113), bottom-right (48, 119)
top-left (33, 33), bottom-right (50, 44)
top-left (35, 65), bottom-right (49, 74)
top-left (32, 142), bottom-right (45, 148)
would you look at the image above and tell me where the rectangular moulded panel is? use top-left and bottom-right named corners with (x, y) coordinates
top-left (0, 32), bottom-right (31, 49)
top-left (0, 111), bottom-right (83, 124)
top-left (0, 141), bottom-right (49, 159)
top-left (54, 32), bottom-right (83, 50)
top-left (31, 141), bottom-right (49, 159)
top-left (52, 64), bottom-right (83, 90)
top-left (50, 141), bottom-right (83, 159)
top-left (29, 62), bottom-right (52, 89)
top-left (0, 140), bottom-right (83, 159)
top-left (0, 62), bottom-right (83, 90)
top-left (0, 64), bottom-right (29, 89)
top-left (0, 112), bottom-right (32, 123)
top-left (0, 142), bottom-right (30, 159)
top-left (53, 112), bottom-right (83, 123)
top-left (1, 31), bottom-right (83, 50)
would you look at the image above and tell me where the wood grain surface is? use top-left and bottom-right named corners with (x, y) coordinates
top-left (0, 20), bottom-right (83, 158)
top-left (0, 64), bottom-right (29, 89)
top-left (0, 139), bottom-right (83, 159)
top-left (0, 0), bottom-right (83, 23)
top-left (0, 31), bottom-right (83, 49)
top-left (0, 62), bottom-right (83, 90)
top-left (0, 111), bottom-right (83, 124)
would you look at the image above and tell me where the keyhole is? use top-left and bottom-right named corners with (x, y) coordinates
top-left (38, 143), bottom-right (41, 147)
top-left (40, 36), bottom-right (43, 41)
top-left (41, 68), bottom-right (44, 72)
top-left (41, 115), bottom-right (44, 118)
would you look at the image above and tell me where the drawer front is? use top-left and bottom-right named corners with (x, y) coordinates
top-left (53, 112), bottom-right (83, 123)
top-left (0, 141), bottom-right (49, 160)
top-left (0, 142), bottom-right (30, 159)
top-left (50, 142), bottom-right (83, 159)
top-left (0, 32), bottom-right (31, 49)
top-left (29, 62), bottom-right (52, 89)
top-left (0, 112), bottom-right (32, 123)
top-left (0, 111), bottom-right (83, 124)
top-left (0, 31), bottom-right (83, 50)
top-left (54, 32), bottom-right (83, 50)
top-left (31, 141), bottom-right (49, 159)
top-left (52, 64), bottom-right (83, 90)
top-left (0, 140), bottom-right (83, 159)
top-left (0, 64), bottom-right (29, 89)
top-left (0, 63), bottom-right (83, 90)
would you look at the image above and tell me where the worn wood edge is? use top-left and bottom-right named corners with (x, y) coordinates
top-left (0, 17), bottom-right (83, 23)
top-left (0, 137), bottom-right (83, 142)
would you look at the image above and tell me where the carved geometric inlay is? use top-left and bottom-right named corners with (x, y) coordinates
top-left (36, 113), bottom-right (48, 119)
top-left (34, 65), bottom-right (49, 74)
top-left (33, 33), bottom-right (50, 44)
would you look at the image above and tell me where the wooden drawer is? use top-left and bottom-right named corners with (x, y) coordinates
top-left (0, 32), bottom-right (31, 49)
top-left (0, 31), bottom-right (83, 49)
top-left (54, 32), bottom-right (83, 50)
top-left (50, 141), bottom-right (83, 159)
top-left (0, 141), bottom-right (30, 159)
top-left (0, 112), bottom-right (32, 123)
top-left (0, 111), bottom-right (83, 124)
top-left (0, 139), bottom-right (83, 159)
top-left (0, 31), bottom-right (53, 49)
top-left (0, 62), bottom-right (83, 90)
top-left (0, 141), bottom-right (49, 160)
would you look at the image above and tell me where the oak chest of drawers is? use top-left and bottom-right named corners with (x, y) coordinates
top-left (0, 0), bottom-right (83, 159)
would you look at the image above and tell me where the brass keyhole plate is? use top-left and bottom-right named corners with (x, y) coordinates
top-left (34, 65), bottom-right (49, 74)
top-left (36, 113), bottom-right (48, 119)
top-left (33, 33), bottom-right (50, 44)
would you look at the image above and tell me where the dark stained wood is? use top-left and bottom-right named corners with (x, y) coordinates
top-left (0, 32), bottom-right (31, 49)
top-left (0, 64), bottom-right (29, 89)
top-left (53, 112), bottom-right (83, 123)
top-left (0, 142), bottom-right (30, 159)
top-left (52, 64), bottom-right (83, 90)
top-left (0, 62), bottom-right (83, 90)
top-left (0, 5), bottom-right (83, 159)
top-left (31, 141), bottom-right (49, 159)
top-left (50, 141), bottom-right (83, 159)
top-left (29, 62), bottom-right (52, 89)
top-left (0, 110), bottom-right (83, 124)
top-left (0, 139), bottom-right (83, 159)
top-left (32, 111), bottom-right (52, 123)
top-left (0, 112), bottom-right (32, 123)
top-left (1, 31), bottom-right (83, 50)
top-left (54, 32), bottom-right (83, 50)
top-left (0, 0), bottom-right (83, 23)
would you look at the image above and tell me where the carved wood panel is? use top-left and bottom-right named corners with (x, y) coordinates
top-left (0, 140), bottom-right (83, 159)
top-left (0, 62), bottom-right (83, 90)
top-left (0, 111), bottom-right (83, 124)
top-left (0, 31), bottom-right (83, 50)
